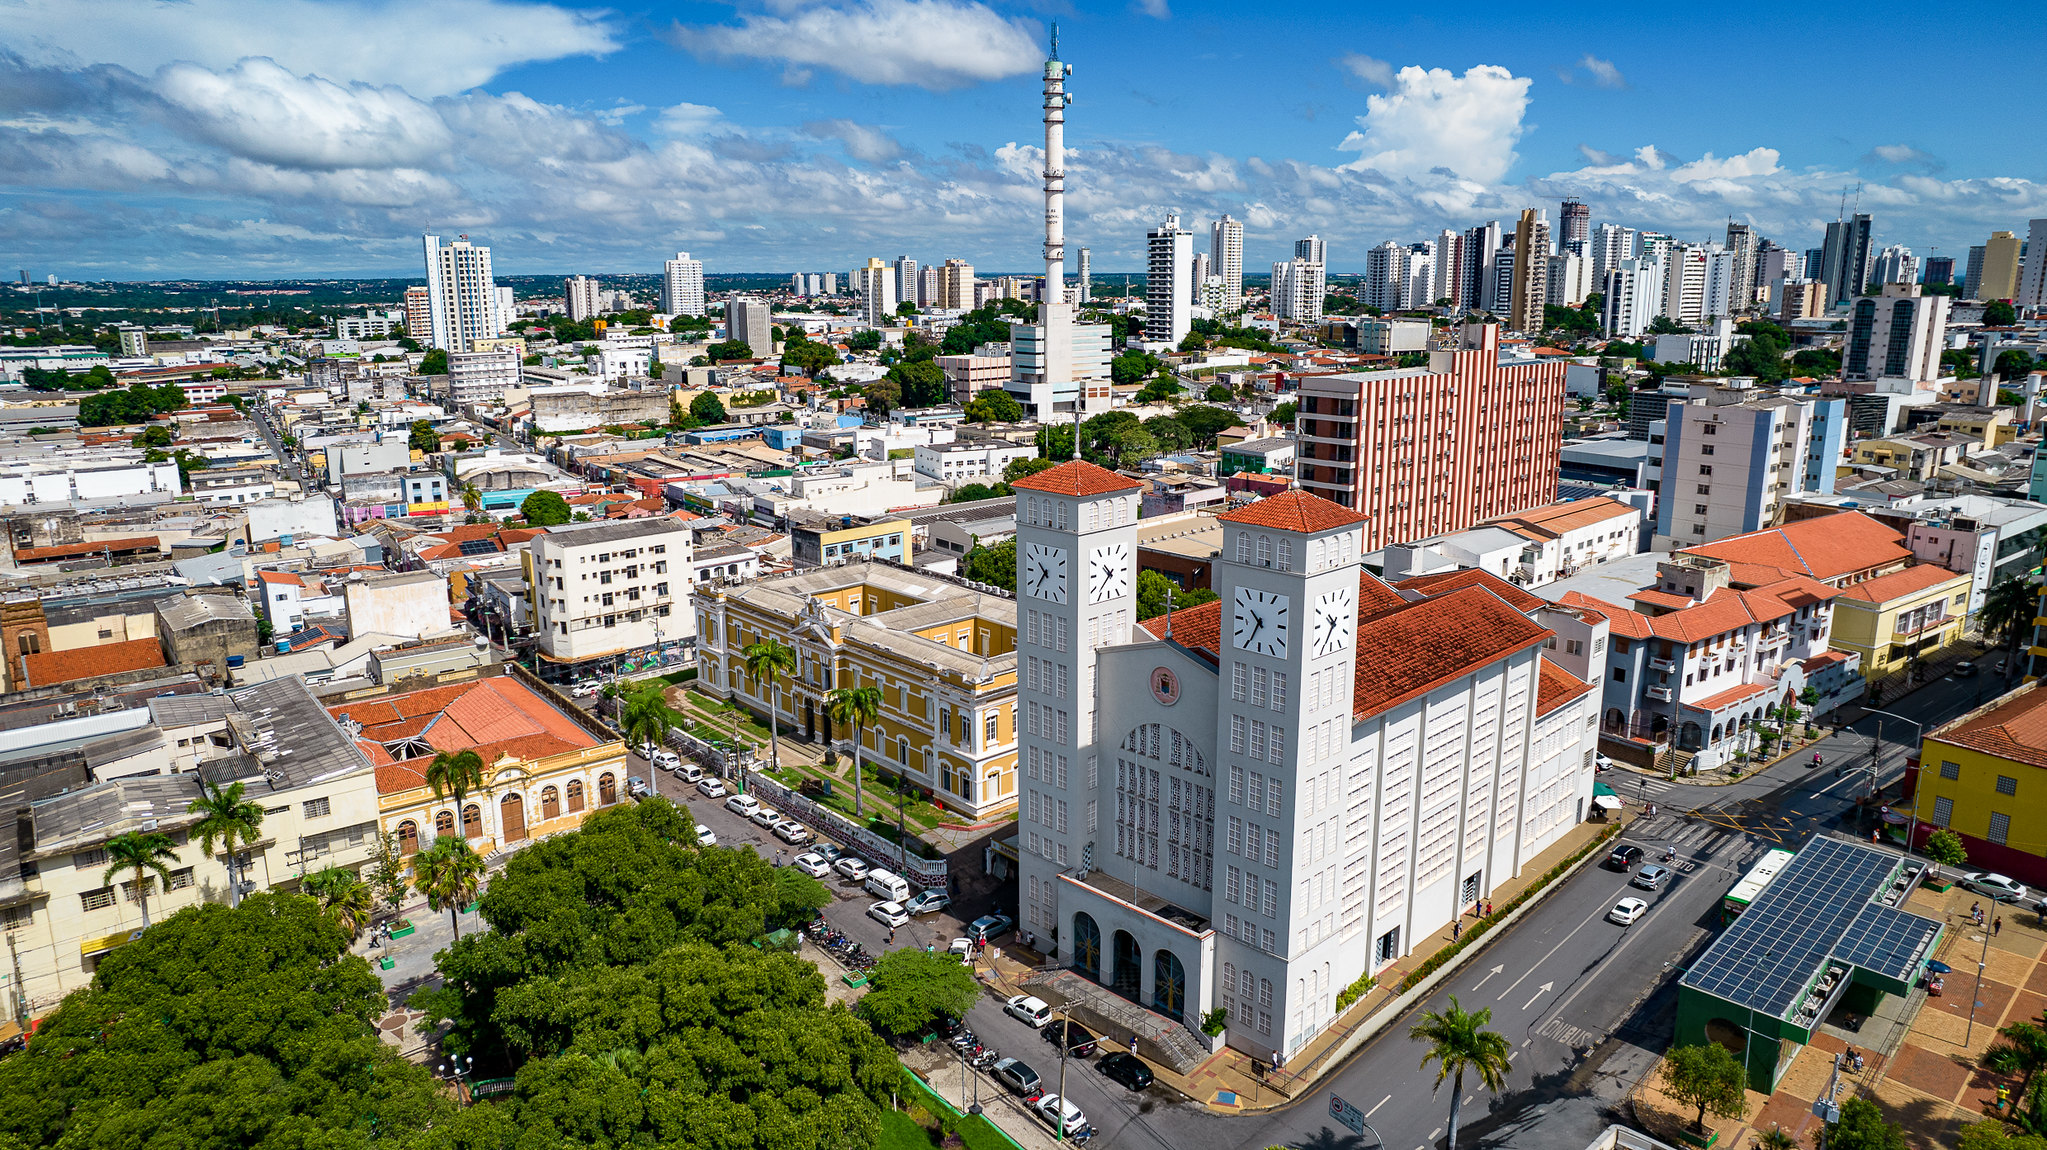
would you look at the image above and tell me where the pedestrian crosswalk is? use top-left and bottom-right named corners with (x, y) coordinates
top-left (1618, 817), bottom-right (1750, 871)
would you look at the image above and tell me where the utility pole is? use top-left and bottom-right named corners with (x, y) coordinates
top-left (1054, 1005), bottom-right (1070, 1142)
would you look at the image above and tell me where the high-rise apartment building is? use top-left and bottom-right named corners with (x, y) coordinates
top-left (1363, 241), bottom-right (1407, 312)
top-left (1405, 242), bottom-right (1437, 309)
top-left (531, 519), bottom-right (695, 668)
top-left (938, 259), bottom-right (976, 310)
top-left (1871, 245), bottom-right (1917, 289)
top-left (1077, 248), bottom-right (1091, 304)
top-left (1559, 199), bottom-right (1591, 249)
top-left (1922, 255), bottom-right (1956, 288)
top-left (661, 253), bottom-right (705, 317)
top-left (1482, 246), bottom-right (1516, 314)
top-left (422, 234), bottom-right (501, 353)
top-left (919, 266), bottom-right (941, 309)
top-left (857, 257), bottom-right (896, 326)
top-left (1146, 213), bottom-right (1195, 344)
top-left (1819, 214), bottom-right (1874, 306)
top-left (891, 256), bottom-right (919, 311)
top-left (1463, 221), bottom-right (1502, 313)
top-left (1211, 215), bottom-right (1244, 312)
top-left (1654, 394), bottom-right (1847, 547)
top-left (1270, 259), bottom-right (1324, 323)
top-left (1191, 252), bottom-right (1212, 304)
top-left (1725, 223), bottom-right (1760, 310)
top-left (725, 295), bottom-right (773, 359)
top-left (1593, 224), bottom-right (1635, 293)
top-left (1700, 246), bottom-right (1736, 320)
top-left (1980, 231), bottom-right (2023, 302)
top-left (1293, 323), bottom-right (1567, 547)
top-left (564, 275), bottom-right (602, 323)
top-left (1295, 235), bottom-right (1327, 266)
top-left (1435, 229), bottom-right (1465, 310)
top-left (1964, 245), bottom-right (1989, 300)
top-left (1507, 209), bottom-right (1550, 332)
top-left (1662, 245), bottom-right (1709, 326)
top-left (1757, 243), bottom-right (1802, 292)
top-left (1547, 251), bottom-right (1592, 307)
top-left (1843, 283), bottom-right (1949, 385)
top-left (2020, 220), bottom-right (2047, 309)
top-left (1638, 232), bottom-right (1676, 270)
top-left (1601, 259), bottom-right (1665, 337)
top-left (403, 285), bottom-right (431, 341)
top-left (1777, 279), bottom-right (1827, 322)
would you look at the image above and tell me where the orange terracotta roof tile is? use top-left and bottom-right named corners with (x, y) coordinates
top-left (1692, 681), bottom-right (1771, 711)
top-left (14, 535), bottom-right (160, 561)
top-left (1009, 460), bottom-right (1141, 497)
top-left (21, 637), bottom-right (166, 687)
top-left (1559, 591), bottom-right (1651, 639)
top-left (1628, 588), bottom-right (1695, 611)
top-left (1394, 568), bottom-right (1545, 614)
top-left (1536, 658), bottom-right (1596, 716)
top-left (1678, 512), bottom-right (1912, 584)
top-left (340, 676), bottom-right (601, 794)
top-left (1217, 491), bottom-right (1368, 534)
top-left (1487, 498), bottom-right (1637, 538)
top-left (1836, 564), bottom-right (1966, 604)
top-left (1929, 683), bottom-right (2047, 771)
top-left (256, 570), bottom-right (306, 586)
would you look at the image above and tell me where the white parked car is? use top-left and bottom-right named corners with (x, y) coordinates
top-left (695, 777), bottom-right (728, 799)
top-left (772, 819), bottom-right (811, 845)
top-left (1031, 1094), bottom-right (1089, 1139)
top-left (1963, 872), bottom-right (2030, 903)
top-left (867, 901), bottom-right (909, 929)
top-left (903, 890), bottom-right (950, 916)
top-left (833, 856), bottom-right (870, 882)
top-left (724, 794), bottom-right (760, 818)
top-left (749, 805), bottom-right (781, 829)
top-left (1608, 897), bottom-right (1649, 926)
top-left (650, 749), bottom-right (681, 770)
top-left (792, 852), bottom-right (831, 878)
top-left (694, 824), bottom-right (716, 847)
top-left (1004, 994), bottom-right (1054, 1028)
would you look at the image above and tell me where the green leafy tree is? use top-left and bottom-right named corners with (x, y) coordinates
top-left (1995, 349), bottom-right (2036, 381)
top-left (1135, 374), bottom-right (1182, 403)
top-left (963, 537), bottom-right (1017, 591)
top-left (1270, 400), bottom-right (1298, 426)
top-left (1959, 1121), bottom-right (2047, 1150)
top-left (461, 481), bottom-right (483, 512)
top-left (783, 336), bottom-right (841, 375)
top-left (101, 831), bottom-right (178, 928)
top-left (1986, 1019), bottom-right (2047, 1129)
top-left (623, 686), bottom-right (683, 758)
top-left (413, 833), bottom-right (486, 940)
top-left (1646, 315), bottom-right (1692, 335)
top-left (1205, 382), bottom-right (1235, 402)
top-left (885, 358), bottom-right (948, 408)
top-left (1660, 1042), bottom-right (1749, 1135)
top-left (407, 418), bottom-right (440, 453)
top-left (367, 831), bottom-right (410, 917)
top-left (859, 948), bottom-right (979, 1035)
top-left (844, 329), bottom-right (883, 352)
top-left (706, 338), bottom-right (758, 362)
top-left (419, 348), bottom-right (449, 374)
top-left (131, 424), bottom-right (174, 448)
top-left (1793, 347), bottom-right (1843, 377)
top-left (1724, 326), bottom-right (1791, 381)
top-left (895, 300), bottom-right (918, 317)
top-left (742, 639), bottom-right (796, 779)
top-left (520, 489), bottom-right (573, 526)
top-left (1003, 456), bottom-right (1056, 484)
top-left (1136, 569), bottom-right (1219, 621)
top-left (1926, 828), bottom-right (1968, 877)
top-left (1110, 350), bottom-right (1163, 388)
top-left (949, 482), bottom-right (1011, 504)
top-left (1983, 575), bottom-right (2040, 659)
top-left (1081, 410), bottom-right (1158, 470)
top-left (690, 390), bottom-right (729, 424)
top-left (964, 389), bottom-right (1024, 423)
top-left (301, 866), bottom-right (375, 939)
top-left (863, 378), bottom-right (902, 418)
top-left (1409, 996), bottom-right (1514, 1150)
top-left (186, 778), bottom-right (264, 908)
top-left (826, 685), bottom-right (883, 817)
top-left (1177, 404), bottom-right (1247, 448)
top-left (1985, 301), bottom-right (2019, 327)
top-left (1144, 415), bottom-right (1194, 453)
top-left (1753, 1126), bottom-right (1799, 1150)
top-left (425, 747), bottom-right (489, 824)
top-left (1825, 1098), bottom-right (1908, 1150)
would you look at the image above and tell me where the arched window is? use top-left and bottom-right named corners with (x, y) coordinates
top-left (499, 793), bottom-right (526, 842)
top-left (17, 632), bottom-right (38, 656)
top-left (598, 773), bottom-right (617, 805)
top-left (461, 803), bottom-right (482, 837)
top-left (1152, 949), bottom-right (1186, 1020)
top-left (541, 786), bottom-right (561, 820)
top-left (1072, 913), bottom-right (1101, 981)
top-left (566, 779), bottom-right (585, 812)
top-left (434, 809), bottom-right (455, 836)
top-left (397, 820), bottom-right (420, 855)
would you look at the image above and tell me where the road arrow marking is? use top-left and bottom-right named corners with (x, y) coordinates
top-left (1522, 981), bottom-right (1554, 1011)
top-left (1473, 963), bottom-right (1505, 990)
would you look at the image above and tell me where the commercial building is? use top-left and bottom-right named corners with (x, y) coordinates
top-left (1294, 323), bottom-right (1568, 550)
top-left (1979, 230), bottom-right (2023, 302)
top-left (1146, 214), bottom-right (1195, 345)
top-left (1507, 209), bottom-right (1551, 333)
top-left (914, 440), bottom-right (1034, 486)
top-left (1871, 245), bottom-right (1917, 289)
top-left (422, 234), bottom-right (502, 353)
top-left (726, 296), bottom-right (773, 359)
top-left (693, 560), bottom-right (1020, 819)
top-left (1909, 682), bottom-right (2047, 888)
top-left (564, 275), bottom-right (602, 323)
top-left (1842, 284), bottom-right (1949, 385)
top-left (1777, 279), bottom-right (1827, 322)
top-left (444, 349), bottom-right (521, 405)
top-left (1830, 564), bottom-right (1971, 681)
top-left (1653, 392), bottom-right (1847, 548)
top-left (661, 252), bottom-right (705, 317)
top-left (938, 347), bottom-right (1012, 402)
top-left (1211, 216), bottom-right (1244, 312)
top-left (529, 518), bottom-right (694, 671)
top-left (789, 515), bottom-right (909, 567)
top-left (1009, 472), bottom-right (1597, 1064)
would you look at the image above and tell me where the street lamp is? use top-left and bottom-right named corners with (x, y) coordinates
top-left (440, 1054), bottom-right (474, 1102)
top-left (1861, 709), bottom-right (1925, 849)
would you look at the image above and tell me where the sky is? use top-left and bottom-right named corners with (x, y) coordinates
top-left (3, 0), bottom-right (2045, 280)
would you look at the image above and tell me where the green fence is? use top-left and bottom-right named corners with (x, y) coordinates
top-left (899, 1067), bottom-right (1027, 1150)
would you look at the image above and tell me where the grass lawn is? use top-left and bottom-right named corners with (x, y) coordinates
top-left (762, 757), bottom-right (951, 838)
top-left (878, 1110), bottom-right (935, 1150)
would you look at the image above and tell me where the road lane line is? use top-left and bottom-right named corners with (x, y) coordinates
top-left (1497, 884), bottom-right (1633, 1001)
top-left (1366, 1094), bottom-right (1391, 1117)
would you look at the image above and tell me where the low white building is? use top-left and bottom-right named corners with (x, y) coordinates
top-left (914, 440), bottom-right (1034, 485)
top-left (0, 456), bottom-right (182, 508)
top-left (344, 571), bottom-right (452, 640)
top-left (446, 349), bottom-right (521, 404)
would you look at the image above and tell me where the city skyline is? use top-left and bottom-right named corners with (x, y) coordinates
top-left (2, 0), bottom-right (2044, 278)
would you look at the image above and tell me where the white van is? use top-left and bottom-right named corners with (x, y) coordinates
top-left (864, 869), bottom-right (911, 903)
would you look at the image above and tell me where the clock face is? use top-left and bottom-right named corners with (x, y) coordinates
top-left (1231, 587), bottom-right (1290, 658)
top-left (1088, 542), bottom-right (1132, 603)
top-left (1312, 585), bottom-right (1356, 657)
top-left (1022, 542), bottom-right (1068, 603)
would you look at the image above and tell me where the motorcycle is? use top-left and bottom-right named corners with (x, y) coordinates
top-left (971, 1049), bottom-right (999, 1071)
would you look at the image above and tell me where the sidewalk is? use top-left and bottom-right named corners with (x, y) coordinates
top-left (975, 818), bottom-right (1618, 1112)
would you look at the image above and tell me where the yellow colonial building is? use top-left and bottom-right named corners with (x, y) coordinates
top-left (1907, 680), bottom-right (2047, 889)
top-left (1830, 563), bottom-right (1973, 680)
top-left (695, 560), bottom-right (1019, 819)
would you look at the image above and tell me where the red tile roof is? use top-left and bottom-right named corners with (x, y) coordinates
top-left (1929, 683), bottom-right (2047, 770)
top-left (1678, 512), bottom-right (1912, 585)
top-left (1486, 497), bottom-right (1637, 539)
top-left (1536, 658), bottom-right (1596, 716)
top-left (335, 676), bottom-right (603, 795)
top-left (1143, 577), bottom-right (1552, 719)
top-left (1692, 681), bottom-right (1771, 711)
top-left (1394, 568), bottom-right (1546, 614)
top-left (256, 570), bottom-right (305, 586)
top-left (21, 637), bottom-right (166, 687)
top-left (1628, 589), bottom-right (1696, 611)
top-left (14, 535), bottom-right (160, 561)
top-left (1836, 564), bottom-right (1967, 604)
top-left (1008, 460), bottom-right (1141, 497)
top-left (1217, 491), bottom-right (1369, 534)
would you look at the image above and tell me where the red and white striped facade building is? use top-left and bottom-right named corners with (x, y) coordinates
top-left (1293, 323), bottom-right (1568, 551)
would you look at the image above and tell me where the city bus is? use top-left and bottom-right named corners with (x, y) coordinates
top-left (1721, 848), bottom-right (1796, 922)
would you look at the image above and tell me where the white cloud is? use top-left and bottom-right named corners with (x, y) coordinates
top-left (1337, 65), bottom-right (1530, 184)
top-left (1133, 0), bottom-right (1171, 17)
top-left (1338, 53), bottom-right (1393, 88)
top-left (0, 0), bottom-right (617, 96)
top-left (675, 0), bottom-right (1040, 90)
top-left (652, 103), bottom-right (726, 137)
top-left (155, 59), bottom-right (451, 170)
top-left (803, 119), bottom-right (904, 163)
top-left (1576, 55), bottom-right (1626, 89)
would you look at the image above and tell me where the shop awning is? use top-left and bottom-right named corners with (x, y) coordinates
top-left (1593, 794), bottom-right (1624, 811)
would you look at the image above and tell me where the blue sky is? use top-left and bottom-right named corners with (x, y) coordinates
top-left (2, 0), bottom-right (2043, 279)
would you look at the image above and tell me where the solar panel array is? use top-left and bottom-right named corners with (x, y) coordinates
top-left (1682, 836), bottom-right (1939, 1019)
top-left (457, 538), bottom-right (501, 557)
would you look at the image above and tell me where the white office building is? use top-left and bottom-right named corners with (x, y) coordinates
top-left (1009, 466), bottom-right (1596, 1064)
top-left (1843, 283), bottom-right (1950, 386)
top-left (1601, 259), bottom-right (1665, 338)
top-left (662, 253), bottom-right (705, 317)
top-left (1146, 214), bottom-right (1196, 345)
top-left (1211, 216), bottom-right (1244, 313)
top-left (1871, 245), bottom-right (1917, 290)
top-left (422, 234), bottom-right (502, 353)
top-left (531, 518), bottom-right (695, 667)
top-left (1363, 241), bottom-right (1407, 312)
top-left (1547, 251), bottom-right (1592, 307)
top-left (727, 296), bottom-right (773, 359)
top-left (446, 349), bottom-right (522, 404)
top-left (2016, 220), bottom-right (2047, 309)
top-left (1662, 246), bottom-right (1709, 326)
top-left (1405, 242), bottom-right (1437, 310)
top-left (565, 275), bottom-right (602, 323)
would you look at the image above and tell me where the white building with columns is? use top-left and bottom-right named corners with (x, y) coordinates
top-left (1010, 466), bottom-right (1598, 1063)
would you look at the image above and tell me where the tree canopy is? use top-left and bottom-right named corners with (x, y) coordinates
top-left (419, 348), bottom-right (449, 375)
top-left (408, 419), bottom-right (440, 454)
top-left (962, 538), bottom-right (1016, 591)
top-left (520, 489), bottom-right (573, 527)
top-left (1985, 301), bottom-right (2018, 327)
top-left (78, 382), bottom-right (186, 428)
top-left (884, 358), bottom-right (947, 409)
top-left (939, 304), bottom-right (1022, 355)
top-left (963, 390), bottom-right (1023, 423)
top-left (1825, 1098), bottom-right (1908, 1150)
top-left (690, 391), bottom-right (729, 425)
top-left (706, 339), bottom-right (758, 363)
top-left (1660, 1042), bottom-right (1748, 1133)
top-left (1136, 570), bottom-right (1218, 621)
top-left (1003, 456), bottom-right (1056, 484)
top-left (857, 948), bottom-right (979, 1036)
top-left (1724, 323), bottom-right (1790, 381)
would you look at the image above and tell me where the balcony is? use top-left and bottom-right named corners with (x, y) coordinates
top-left (1649, 656), bottom-right (1677, 672)
top-left (1645, 686), bottom-right (1674, 702)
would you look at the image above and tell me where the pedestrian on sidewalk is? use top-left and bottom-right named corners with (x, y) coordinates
top-left (1484, 899), bottom-right (1493, 918)
top-left (887, 927), bottom-right (896, 945)
top-left (1452, 919), bottom-right (1462, 942)
top-left (1995, 916), bottom-right (2004, 936)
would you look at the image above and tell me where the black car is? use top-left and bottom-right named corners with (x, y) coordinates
top-left (1606, 845), bottom-right (1644, 871)
top-left (1096, 1051), bottom-right (1154, 1091)
top-left (1043, 1020), bottom-right (1098, 1058)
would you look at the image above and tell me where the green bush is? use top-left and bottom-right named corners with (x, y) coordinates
top-left (1335, 971), bottom-right (1377, 1012)
top-left (1398, 823), bottom-right (1620, 993)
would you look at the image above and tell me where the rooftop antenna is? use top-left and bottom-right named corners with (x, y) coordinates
top-left (1163, 583), bottom-right (1174, 639)
top-left (1049, 21), bottom-right (1059, 60)
top-left (1071, 405), bottom-right (1081, 460)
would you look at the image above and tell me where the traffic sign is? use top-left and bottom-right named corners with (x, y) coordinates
top-left (1330, 1093), bottom-right (1365, 1136)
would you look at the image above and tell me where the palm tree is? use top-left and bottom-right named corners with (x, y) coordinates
top-left (461, 482), bottom-right (483, 513)
top-left (1980, 573), bottom-right (2039, 671)
top-left (186, 779), bottom-right (265, 908)
top-left (623, 687), bottom-right (681, 760)
top-left (413, 834), bottom-right (486, 940)
top-left (1752, 1125), bottom-right (1798, 1150)
top-left (302, 866), bottom-right (375, 939)
top-left (1409, 995), bottom-right (1513, 1150)
top-left (102, 831), bottom-right (179, 929)
top-left (826, 684), bottom-right (882, 817)
top-left (425, 749), bottom-right (488, 837)
top-left (742, 638), bottom-right (796, 779)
